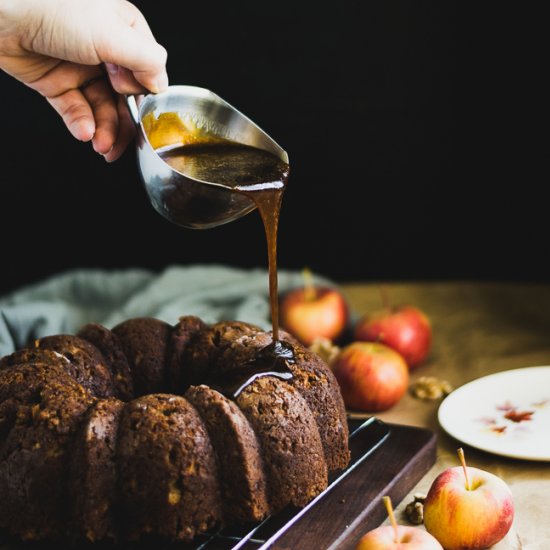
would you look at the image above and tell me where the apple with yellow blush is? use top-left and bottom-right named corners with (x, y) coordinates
top-left (423, 448), bottom-right (514, 550)
top-left (355, 496), bottom-right (442, 550)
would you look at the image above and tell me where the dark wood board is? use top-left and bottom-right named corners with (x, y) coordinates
top-left (0, 420), bottom-right (436, 550)
top-left (265, 421), bottom-right (437, 550)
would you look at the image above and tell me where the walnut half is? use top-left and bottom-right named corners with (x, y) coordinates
top-left (410, 376), bottom-right (453, 400)
top-left (309, 337), bottom-right (341, 367)
top-left (404, 493), bottom-right (427, 525)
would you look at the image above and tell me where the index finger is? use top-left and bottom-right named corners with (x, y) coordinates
top-left (96, 23), bottom-right (167, 93)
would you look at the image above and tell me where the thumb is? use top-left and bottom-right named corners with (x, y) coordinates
top-left (96, 23), bottom-right (168, 93)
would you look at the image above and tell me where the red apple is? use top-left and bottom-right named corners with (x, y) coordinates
top-left (354, 306), bottom-right (431, 369)
top-left (424, 451), bottom-right (514, 550)
top-left (331, 342), bottom-right (409, 412)
top-left (279, 286), bottom-right (349, 346)
top-left (356, 495), bottom-right (443, 550)
top-left (356, 525), bottom-right (443, 550)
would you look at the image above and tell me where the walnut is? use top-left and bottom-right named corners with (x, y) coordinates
top-left (309, 337), bottom-right (341, 367)
top-left (404, 493), bottom-right (427, 525)
top-left (410, 376), bottom-right (453, 400)
top-left (168, 486), bottom-right (181, 505)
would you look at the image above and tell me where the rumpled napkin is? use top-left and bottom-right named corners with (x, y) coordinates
top-left (0, 264), bottom-right (333, 357)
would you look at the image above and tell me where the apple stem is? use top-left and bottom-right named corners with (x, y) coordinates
top-left (458, 447), bottom-right (471, 491)
top-left (303, 267), bottom-right (317, 301)
top-left (382, 496), bottom-right (399, 544)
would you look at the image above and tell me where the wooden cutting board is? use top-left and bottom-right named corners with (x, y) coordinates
top-left (252, 420), bottom-right (437, 550)
top-left (195, 419), bottom-right (436, 549)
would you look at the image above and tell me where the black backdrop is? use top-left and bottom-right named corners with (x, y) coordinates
top-left (0, 2), bottom-right (546, 296)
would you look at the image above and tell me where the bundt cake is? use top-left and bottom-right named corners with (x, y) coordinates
top-left (0, 315), bottom-right (350, 543)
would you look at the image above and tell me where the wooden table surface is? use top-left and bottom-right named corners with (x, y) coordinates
top-left (340, 281), bottom-right (550, 550)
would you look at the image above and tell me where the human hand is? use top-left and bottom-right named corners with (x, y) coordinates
top-left (0, 0), bottom-right (168, 161)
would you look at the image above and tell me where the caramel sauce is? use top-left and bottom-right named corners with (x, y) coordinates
top-left (239, 183), bottom-right (285, 343)
top-left (208, 340), bottom-right (295, 398)
top-left (160, 142), bottom-right (289, 342)
top-left (148, 112), bottom-right (295, 394)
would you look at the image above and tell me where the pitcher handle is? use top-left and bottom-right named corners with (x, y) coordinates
top-left (125, 95), bottom-right (142, 125)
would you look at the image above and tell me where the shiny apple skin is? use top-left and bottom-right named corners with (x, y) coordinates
top-left (355, 525), bottom-right (443, 550)
top-left (279, 287), bottom-right (349, 346)
top-left (423, 466), bottom-right (514, 550)
top-left (332, 342), bottom-right (409, 412)
top-left (355, 306), bottom-right (431, 369)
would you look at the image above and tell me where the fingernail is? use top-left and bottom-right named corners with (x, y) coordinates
top-left (101, 145), bottom-right (115, 162)
top-left (151, 72), bottom-right (169, 94)
top-left (77, 121), bottom-right (95, 142)
top-left (105, 63), bottom-right (119, 76)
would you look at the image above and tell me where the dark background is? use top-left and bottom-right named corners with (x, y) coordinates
top-left (0, 2), bottom-right (546, 296)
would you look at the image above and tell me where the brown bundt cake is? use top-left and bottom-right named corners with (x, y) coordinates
top-left (0, 315), bottom-right (350, 543)
top-left (117, 394), bottom-right (222, 541)
top-left (0, 362), bottom-right (95, 540)
top-left (111, 317), bottom-right (172, 395)
top-left (166, 315), bottom-right (207, 391)
top-left (235, 376), bottom-right (328, 511)
top-left (77, 323), bottom-right (134, 400)
top-left (187, 321), bottom-right (349, 470)
top-left (68, 397), bottom-right (124, 542)
top-left (185, 384), bottom-right (269, 522)
top-left (34, 334), bottom-right (116, 398)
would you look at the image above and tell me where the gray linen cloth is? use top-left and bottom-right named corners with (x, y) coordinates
top-left (0, 264), bottom-right (333, 357)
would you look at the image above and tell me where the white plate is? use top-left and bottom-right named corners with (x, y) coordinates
top-left (438, 366), bottom-right (550, 461)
